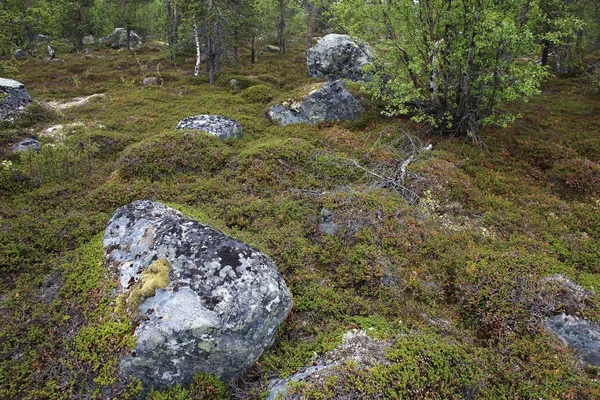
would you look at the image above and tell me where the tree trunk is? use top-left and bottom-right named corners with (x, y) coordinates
top-left (121, 0), bottom-right (130, 51)
top-left (279, 0), bottom-right (286, 55)
top-left (165, 0), bottom-right (174, 46)
top-left (541, 40), bottom-right (550, 67)
top-left (24, 0), bottom-right (34, 53)
top-left (251, 35), bottom-right (256, 64)
top-left (206, 0), bottom-right (217, 84)
top-left (173, 3), bottom-right (179, 43)
top-left (194, 24), bottom-right (201, 76)
top-left (232, 27), bottom-right (238, 65)
top-left (209, 46), bottom-right (216, 84)
top-left (307, 1), bottom-right (313, 48)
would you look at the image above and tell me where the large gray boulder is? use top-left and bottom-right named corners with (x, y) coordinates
top-left (307, 34), bottom-right (372, 82)
top-left (0, 78), bottom-right (32, 121)
top-left (103, 200), bottom-right (292, 390)
top-left (268, 80), bottom-right (364, 126)
top-left (99, 28), bottom-right (142, 49)
top-left (176, 115), bottom-right (242, 139)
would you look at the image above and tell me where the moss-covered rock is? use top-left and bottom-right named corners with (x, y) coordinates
top-left (240, 84), bottom-right (273, 104)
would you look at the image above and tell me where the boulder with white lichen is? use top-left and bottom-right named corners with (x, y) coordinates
top-left (307, 34), bottom-right (373, 82)
top-left (103, 200), bottom-right (293, 390)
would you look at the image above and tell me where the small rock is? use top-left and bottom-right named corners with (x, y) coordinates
top-left (103, 200), bottom-right (292, 390)
top-left (14, 49), bottom-right (27, 58)
top-left (229, 79), bottom-right (240, 91)
top-left (307, 34), bottom-right (373, 82)
top-left (266, 330), bottom-right (390, 400)
top-left (264, 45), bottom-right (280, 53)
top-left (176, 115), bottom-right (242, 139)
top-left (34, 34), bottom-right (51, 42)
top-left (317, 209), bottom-right (340, 236)
top-left (268, 80), bottom-right (363, 126)
top-left (82, 35), bottom-right (95, 45)
top-left (142, 76), bottom-right (160, 86)
top-left (12, 138), bottom-right (40, 153)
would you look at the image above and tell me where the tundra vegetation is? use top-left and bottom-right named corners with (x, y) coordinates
top-left (1, 0), bottom-right (600, 399)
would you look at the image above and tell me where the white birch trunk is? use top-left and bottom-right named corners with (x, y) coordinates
top-left (194, 24), bottom-right (201, 76)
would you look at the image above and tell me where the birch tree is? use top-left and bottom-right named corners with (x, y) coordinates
top-left (334, 0), bottom-right (558, 138)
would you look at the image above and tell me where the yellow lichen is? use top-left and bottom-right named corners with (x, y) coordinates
top-left (115, 258), bottom-right (172, 316)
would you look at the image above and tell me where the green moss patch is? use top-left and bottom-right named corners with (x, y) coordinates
top-left (240, 84), bottom-right (274, 104)
top-left (115, 258), bottom-right (172, 316)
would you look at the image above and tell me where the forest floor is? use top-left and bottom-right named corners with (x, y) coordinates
top-left (1, 42), bottom-right (600, 399)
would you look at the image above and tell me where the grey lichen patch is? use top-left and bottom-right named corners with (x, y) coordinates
top-left (115, 258), bottom-right (172, 316)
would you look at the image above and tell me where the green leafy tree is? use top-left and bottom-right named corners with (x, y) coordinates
top-left (533, 0), bottom-right (587, 74)
top-left (332, 0), bottom-right (572, 138)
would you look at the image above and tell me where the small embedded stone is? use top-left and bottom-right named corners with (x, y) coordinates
top-left (176, 115), bottom-right (242, 139)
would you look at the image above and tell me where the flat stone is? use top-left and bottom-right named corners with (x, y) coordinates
top-left (176, 115), bottom-right (242, 139)
top-left (266, 330), bottom-right (390, 400)
top-left (545, 313), bottom-right (600, 366)
top-left (12, 138), bottom-right (40, 153)
top-left (142, 77), bottom-right (160, 86)
top-left (44, 94), bottom-right (104, 111)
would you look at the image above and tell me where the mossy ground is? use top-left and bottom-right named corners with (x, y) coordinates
top-left (1, 43), bottom-right (599, 399)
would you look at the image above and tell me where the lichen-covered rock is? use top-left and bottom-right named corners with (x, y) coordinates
top-left (142, 76), bottom-right (160, 86)
top-left (265, 45), bottom-right (280, 53)
top-left (99, 28), bottom-right (142, 49)
top-left (268, 80), bottom-right (363, 126)
top-left (0, 78), bottom-right (32, 121)
top-left (540, 274), bottom-right (594, 316)
top-left (176, 115), bottom-right (242, 139)
top-left (266, 330), bottom-right (390, 400)
top-left (103, 200), bottom-right (292, 389)
top-left (545, 314), bottom-right (600, 366)
top-left (307, 34), bottom-right (372, 82)
top-left (12, 138), bottom-right (40, 153)
top-left (82, 35), bottom-right (95, 45)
